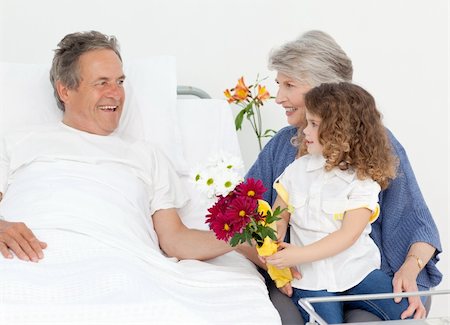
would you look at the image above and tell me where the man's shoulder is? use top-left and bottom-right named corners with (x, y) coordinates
top-left (123, 138), bottom-right (169, 162)
top-left (2, 123), bottom-right (60, 144)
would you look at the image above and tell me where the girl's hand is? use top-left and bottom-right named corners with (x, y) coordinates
top-left (265, 242), bottom-right (301, 269)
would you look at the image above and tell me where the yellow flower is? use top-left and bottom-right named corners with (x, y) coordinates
top-left (257, 199), bottom-right (271, 217)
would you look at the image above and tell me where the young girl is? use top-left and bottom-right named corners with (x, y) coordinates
top-left (265, 82), bottom-right (408, 324)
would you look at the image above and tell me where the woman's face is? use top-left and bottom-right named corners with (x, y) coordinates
top-left (275, 72), bottom-right (312, 127)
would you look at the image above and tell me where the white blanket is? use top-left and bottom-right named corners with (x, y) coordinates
top-left (0, 144), bottom-right (280, 324)
top-left (1, 230), bottom-right (278, 324)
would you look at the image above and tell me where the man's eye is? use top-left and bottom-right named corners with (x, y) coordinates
top-left (117, 79), bottom-right (125, 85)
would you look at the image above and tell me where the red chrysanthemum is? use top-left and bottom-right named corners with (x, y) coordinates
top-left (225, 196), bottom-right (258, 231)
top-left (235, 178), bottom-right (266, 200)
top-left (208, 212), bottom-right (237, 241)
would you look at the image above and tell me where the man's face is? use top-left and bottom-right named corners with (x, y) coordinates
top-left (60, 49), bottom-right (125, 135)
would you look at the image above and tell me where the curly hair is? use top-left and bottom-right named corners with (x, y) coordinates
top-left (303, 82), bottom-right (397, 189)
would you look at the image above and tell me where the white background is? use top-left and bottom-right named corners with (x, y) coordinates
top-left (0, 0), bottom-right (448, 317)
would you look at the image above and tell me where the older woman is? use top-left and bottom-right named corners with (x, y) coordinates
top-left (246, 30), bottom-right (442, 324)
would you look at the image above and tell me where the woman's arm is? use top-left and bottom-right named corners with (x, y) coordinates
top-left (266, 207), bottom-right (371, 268)
top-left (392, 242), bottom-right (436, 319)
top-left (381, 130), bottom-right (442, 277)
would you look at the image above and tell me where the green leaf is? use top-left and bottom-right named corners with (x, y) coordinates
top-left (229, 235), bottom-right (240, 247)
top-left (267, 228), bottom-right (278, 241)
top-left (244, 102), bottom-right (254, 117)
top-left (262, 129), bottom-right (278, 138)
top-left (259, 226), bottom-right (268, 239)
top-left (234, 109), bottom-right (246, 131)
top-left (265, 213), bottom-right (281, 225)
top-left (244, 230), bottom-right (253, 246)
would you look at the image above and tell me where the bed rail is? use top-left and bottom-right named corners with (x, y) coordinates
top-left (299, 289), bottom-right (450, 325)
top-left (177, 85), bottom-right (211, 99)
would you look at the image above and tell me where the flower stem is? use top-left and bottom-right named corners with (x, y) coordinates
top-left (253, 103), bottom-right (263, 151)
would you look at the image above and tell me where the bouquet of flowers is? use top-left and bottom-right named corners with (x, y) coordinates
top-left (192, 153), bottom-right (292, 287)
top-left (224, 76), bottom-right (276, 151)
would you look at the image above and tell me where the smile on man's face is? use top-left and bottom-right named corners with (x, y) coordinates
top-left (60, 48), bottom-right (126, 135)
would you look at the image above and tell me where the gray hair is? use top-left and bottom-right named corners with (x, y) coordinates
top-left (268, 30), bottom-right (353, 87)
top-left (49, 31), bottom-right (122, 111)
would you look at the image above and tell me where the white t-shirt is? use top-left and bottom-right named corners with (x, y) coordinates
top-left (275, 154), bottom-right (381, 292)
top-left (0, 123), bottom-right (188, 251)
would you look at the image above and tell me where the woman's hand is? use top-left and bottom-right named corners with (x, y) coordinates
top-left (393, 261), bottom-right (426, 319)
top-left (0, 220), bottom-right (47, 262)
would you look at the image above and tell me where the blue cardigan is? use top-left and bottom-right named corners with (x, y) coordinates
top-left (246, 126), bottom-right (442, 289)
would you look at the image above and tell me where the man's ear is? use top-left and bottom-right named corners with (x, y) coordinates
top-left (56, 81), bottom-right (70, 104)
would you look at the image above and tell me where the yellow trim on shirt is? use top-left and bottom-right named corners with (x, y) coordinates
top-left (333, 203), bottom-right (380, 224)
top-left (273, 182), bottom-right (294, 213)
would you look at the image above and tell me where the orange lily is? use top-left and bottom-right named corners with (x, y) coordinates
top-left (233, 77), bottom-right (250, 101)
top-left (224, 89), bottom-right (234, 103)
top-left (257, 85), bottom-right (270, 101)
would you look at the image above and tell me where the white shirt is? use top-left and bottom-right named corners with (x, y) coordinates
top-left (0, 123), bottom-right (188, 251)
top-left (275, 154), bottom-right (381, 292)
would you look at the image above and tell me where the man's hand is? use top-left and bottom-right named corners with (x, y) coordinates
top-left (0, 220), bottom-right (47, 262)
top-left (392, 264), bottom-right (426, 319)
top-left (278, 267), bottom-right (302, 297)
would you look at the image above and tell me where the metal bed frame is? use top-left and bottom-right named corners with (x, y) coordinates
top-left (299, 289), bottom-right (450, 325)
top-left (177, 85), bottom-right (211, 99)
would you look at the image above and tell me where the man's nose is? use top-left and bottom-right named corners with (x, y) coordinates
top-left (106, 83), bottom-right (123, 100)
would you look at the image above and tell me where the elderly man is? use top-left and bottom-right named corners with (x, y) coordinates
top-left (0, 31), bottom-right (280, 324)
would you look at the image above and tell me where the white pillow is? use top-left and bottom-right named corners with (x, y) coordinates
top-left (176, 99), bottom-right (243, 230)
top-left (0, 63), bottom-right (62, 132)
top-left (0, 58), bottom-right (187, 174)
top-left (121, 57), bottom-right (186, 174)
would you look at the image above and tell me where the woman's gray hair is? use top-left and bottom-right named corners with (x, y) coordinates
top-left (268, 30), bottom-right (353, 87)
top-left (49, 31), bottom-right (122, 111)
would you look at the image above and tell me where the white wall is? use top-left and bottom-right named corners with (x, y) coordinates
top-left (1, 0), bottom-right (448, 317)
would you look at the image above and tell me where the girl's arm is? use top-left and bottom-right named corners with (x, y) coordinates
top-left (265, 207), bottom-right (371, 268)
top-left (272, 195), bottom-right (290, 242)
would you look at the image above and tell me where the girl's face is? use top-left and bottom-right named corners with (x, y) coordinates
top-left (275, 72), bottom-right (312, 127)
top-left (303, 110), bottom-right (323, 155)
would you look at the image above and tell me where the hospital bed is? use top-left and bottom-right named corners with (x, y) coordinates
top-left (0, 57), bottom-right (281, 324)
